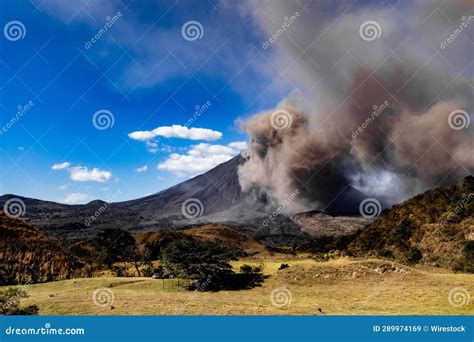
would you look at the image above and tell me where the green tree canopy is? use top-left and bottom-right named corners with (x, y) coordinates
top-left (160, 239), bottom-right (236, 281)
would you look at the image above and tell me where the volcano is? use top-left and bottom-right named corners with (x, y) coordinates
top-left (0, 155), bottom-right (370, 244)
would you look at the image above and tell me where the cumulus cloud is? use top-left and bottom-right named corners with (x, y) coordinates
top-left (69, 166), bottom-right (112, 182)
top-left (134, 165), bottom-right (148, 173)
top-left (158, 141), bottom-right (247, 176)
top-left (129, 125), bottom-right (222, 142)
top-left (52, 162), bottom-right (71, 170)
top-left (52, 162), bottom-right (112, 182)
top-left (64, 193), bottom-right (91, 204)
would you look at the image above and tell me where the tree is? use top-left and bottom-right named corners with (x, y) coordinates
top-left (123, 246), bottom-right (149, 277)
top-left (160, 239), bottom-right (236, 289)
top-left (91, 229), bottom-right (136, 266)
top-left (0, 288), bottom-right (39, 315)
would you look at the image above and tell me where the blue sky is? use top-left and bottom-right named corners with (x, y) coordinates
top-left (0, 0), bottom-right (293, 203)
top-left (2, 0), bottom-right (471, 205)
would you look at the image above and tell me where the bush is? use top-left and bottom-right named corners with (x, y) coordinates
top-left (392, 218), bottom-right (413, 241)
top-left (456, 240), bottom-right (474, 273)
top-left (0, 288), bottom-right (39, 315)
top-left (240, 262), bottom-right (266, 273)
top-left (406, 247), bottom-right (422, 263)
top-left (111, 265), bottom-right (127, 277)
top-left (141, 264), bottom-right (154, 277)
top-left (239, 264), bottom-right (253, 273)
top-left (278, 263), bottom-right (290, 270)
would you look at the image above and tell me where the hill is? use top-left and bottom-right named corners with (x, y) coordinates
top-left (135, 224), bottom-right (267, 258)
top-left (0, 213), bottom-right (87, 284)
top-left (348, 176), bottom-right (474, 270)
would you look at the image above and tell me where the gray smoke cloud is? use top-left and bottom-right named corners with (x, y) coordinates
top-left (238, 0), bottom-right (474, 212)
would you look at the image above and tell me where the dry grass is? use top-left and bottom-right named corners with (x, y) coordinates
top-left (5, 256), bottom-right (473, 316)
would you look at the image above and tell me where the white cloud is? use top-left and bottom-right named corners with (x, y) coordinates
top-left (128, 131), bottom-right (156, 141)
top-left (64, 193), bottom-right (91, 204)
top-left (52, 162), bottom-right (112, 182)
top-left (69, 166), bottom-right (112, 182)
top-left (157, 141), bottom-right (245, 176)
top-left (134, 165), bottom-right (148, 173)
top-left (128, 125), bottom-right (222, 142)
top-left (145, 140), bottom-right (159, 153)
top-left (52, 162), bottom-right (71, 170)
top-left (57, 185), bottom-right (68, 191)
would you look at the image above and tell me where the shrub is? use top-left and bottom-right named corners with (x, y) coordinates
top-left (111, 265), bottom-right (127, 277)
top-left (456, 240), bottom-right (474, 273)
top-left (278, 263), bottom-right (290, 270)
top-left (239, 264), bottom-right (253, 273)
top-left (0, 288), bottom-right (39, 315)
top-left (141, 264), bottom-right (155, 277)
top-left (406, 247), bottom-right (422, 263)
top-left (392, 218), bottom-right (413, 241)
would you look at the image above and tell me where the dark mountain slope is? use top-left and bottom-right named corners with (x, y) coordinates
top-left (0, 155), bottom-right (368, 244)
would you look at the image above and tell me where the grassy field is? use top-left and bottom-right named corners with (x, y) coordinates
top-left (6, 256), bottom-right (473, 315)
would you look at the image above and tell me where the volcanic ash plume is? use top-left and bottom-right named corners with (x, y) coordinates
top-left (238, 0), bottom-right (473, 212)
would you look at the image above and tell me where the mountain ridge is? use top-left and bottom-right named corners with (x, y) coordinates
top-left (0, 155), bottom-right (368, 244)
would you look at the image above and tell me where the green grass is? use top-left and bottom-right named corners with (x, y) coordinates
top-left (4, 257), bottom-right (473, 315)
